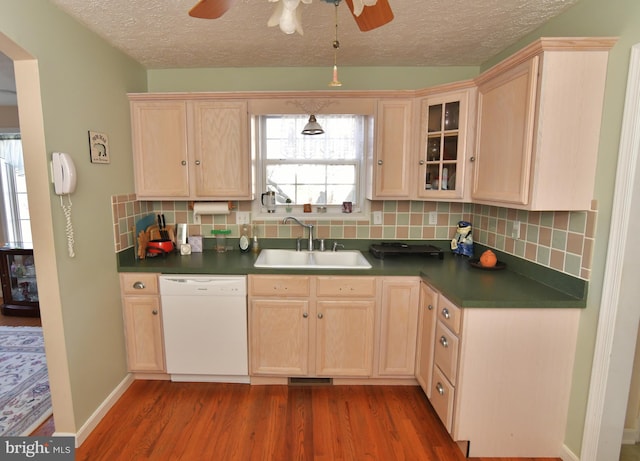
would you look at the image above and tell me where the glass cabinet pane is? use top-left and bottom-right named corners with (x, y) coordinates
top-left (443, 102), bottom-right (460, 131)
top-left (443, 136), bottom-right (458, 161)
top-left (8, 254), bottom-right (38, 303)
top-left (428, 105), bottom-right (442, 132)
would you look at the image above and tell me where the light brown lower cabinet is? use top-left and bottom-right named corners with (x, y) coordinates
top-left (120, 273), bottom-right (165, 373)
top-left (248, 275), bottom-right (375, 377)
top-left (419, 280), bottom-right (580, 458)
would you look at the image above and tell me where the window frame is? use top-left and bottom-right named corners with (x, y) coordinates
top-left (252, 113), bottom-right (371, 220)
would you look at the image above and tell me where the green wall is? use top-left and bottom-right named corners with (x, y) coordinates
top-left (0, 0), bottom-right (147, 430)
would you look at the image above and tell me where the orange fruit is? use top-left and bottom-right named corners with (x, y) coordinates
top-left (479, 250), bottom-right (497, 267)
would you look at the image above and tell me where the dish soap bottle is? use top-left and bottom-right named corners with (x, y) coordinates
top-left (251, 225), bottom-right (260, 254)
top-left (239, 225), bottom-right (250, 253)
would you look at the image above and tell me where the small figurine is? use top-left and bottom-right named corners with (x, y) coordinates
top-left (451, 221), bottom-right (474, 257)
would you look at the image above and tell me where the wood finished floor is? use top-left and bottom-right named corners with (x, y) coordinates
top-left (76, 380), bottom-right (561, 461)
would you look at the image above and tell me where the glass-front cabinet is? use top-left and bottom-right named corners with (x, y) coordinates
top-left (417, 90), bottom-right (471, 200)
top-left (0, 245), bottom-right (39, 317)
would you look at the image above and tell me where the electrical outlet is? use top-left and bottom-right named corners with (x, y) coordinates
top-left (237, 212), bottom-right (250, 225)
top-left (428, 211), bottom-right (438, 225)
top-left (512, 220), bottom-right (521, 239)
top-left (373, 211), bottom-right (382, 225)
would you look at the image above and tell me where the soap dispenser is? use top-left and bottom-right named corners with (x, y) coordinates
top-left (239, 225), bottom-right (250, 253)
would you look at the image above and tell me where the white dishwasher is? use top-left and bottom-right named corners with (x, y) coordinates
top-left (159, 275), bottom-right (249, 383)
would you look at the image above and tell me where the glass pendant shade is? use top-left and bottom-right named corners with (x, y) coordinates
top-left (301, 115), bottom-right (324, 135)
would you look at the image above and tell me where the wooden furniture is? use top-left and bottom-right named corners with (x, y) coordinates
top-left (472, 37), bottom-right (615, 210)
top-left (374, 277), bottom-right (420, 377)
top-left (119, 273), bottom-right (166, 374)
top-left (415, 281), bottom-right (438, 397)
top-left (248, 275), bottom-right (376, 378)
top-left (129, 97), bottom-right (251, 200)
top-left (368, 99), bottom-right (414, 199)
top-left (0, 246), bottom-right (39, 317)
top-left (416, 87), bottom-right (476, 201)
top-left (420, 280), bottom-right (580, 457)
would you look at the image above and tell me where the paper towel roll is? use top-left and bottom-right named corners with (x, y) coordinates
top-left (193, 202), bottom-right (230, 218)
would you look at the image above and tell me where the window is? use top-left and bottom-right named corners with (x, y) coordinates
top-left (257, 114), bottom-right (368, 214)
top-left (0, 136), bottom-right (30, 244)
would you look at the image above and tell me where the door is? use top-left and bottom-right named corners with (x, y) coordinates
top-left (190, 100), bottom-right (251, 199)
top-left (130, 100), bottom-right (190, 198)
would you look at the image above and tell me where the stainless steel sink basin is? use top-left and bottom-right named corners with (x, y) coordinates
top-left (254, 249), bottom-right (372, 269)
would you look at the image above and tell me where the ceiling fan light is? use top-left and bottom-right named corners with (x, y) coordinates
top-left (302, 115), bottom-right (324, 135)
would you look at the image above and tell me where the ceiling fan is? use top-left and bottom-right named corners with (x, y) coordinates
top-left (188, 0), bottom-right (394, 33)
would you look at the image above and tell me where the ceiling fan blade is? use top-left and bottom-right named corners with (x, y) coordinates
top-left (344, 0), bottom-right (394, 32)
top-left (189, 0), bottom-right (235, 19)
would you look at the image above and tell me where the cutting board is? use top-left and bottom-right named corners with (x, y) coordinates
top-left (135, 214), bottom-right (157, 236)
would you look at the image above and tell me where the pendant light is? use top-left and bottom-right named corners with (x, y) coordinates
top-left (329, 1), bottom-right (342, 87)
top-left (302, 114), bottom-right (324, 135)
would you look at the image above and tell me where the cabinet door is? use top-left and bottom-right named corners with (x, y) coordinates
top-left (249, 299), bottom-right (310, 376)
top-left (415, 282), bottom-right (438, 396)
top-left (130, 100), bottom-right (190, 198)
top-left (316, 300), bottom-right (375, 377)
top-left (376, 278), bottom-right (420, 377)
top-left (417, 91), bottom-right (470, 200)
top-left (370, 100), bottom-right (413, 199)
top-left (472, 57), bottom-right (539, 205)
top-left (122, 296), bottom-right (165, 372)
top-left (190, 101), bottom-right (251, 199)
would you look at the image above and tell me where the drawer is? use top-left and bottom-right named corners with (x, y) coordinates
top-left (431, 365), bottom-right (455, 433)
top-left (434, 321), bottom-right (459, 384)
top-left (316, 276), bottom-right (376, 298)
top-left (249, 275), bottom-right (310, 297)
top-left (438, 294), bottom-right (462, 334)
top-left (120, 273), bottom-right (159, 296)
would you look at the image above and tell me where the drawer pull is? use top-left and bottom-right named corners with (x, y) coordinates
top-left (439, 336), bottom-right (449, 348)
top-left (428, 304), bottom-right (434, 311)
top-left (303, 312), bottom-right (308, 318)
top-left (317, 313), bottom-right (324, 319)
top-left (441, 307), bottom-right (450, 319)
top-left (436, 382), bottom-right (445, 395)
top-left (152, 310), bottom-right (158, 315)
top-left (132, 281), bottom-right (145, 290)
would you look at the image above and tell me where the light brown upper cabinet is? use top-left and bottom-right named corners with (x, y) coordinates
top-left (416, 87), bottom-right (476, 201)
top-left (472, 37), bottom-right (615, 210)
top-left (129, 96), bottom-right (251, 200)
top-left (368, 99), bottom-right (414, 199)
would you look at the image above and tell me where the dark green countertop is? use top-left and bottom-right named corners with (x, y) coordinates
top-left (117, 240), bottom-right (587, 309)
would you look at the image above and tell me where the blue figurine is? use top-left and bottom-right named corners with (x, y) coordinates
top-left (451, 221), bottom-right (474, 257)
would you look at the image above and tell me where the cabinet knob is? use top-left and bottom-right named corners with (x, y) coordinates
top-left (152, 310), bottom-right (158, 315)
top-left (195, 160), bottom-right (201, 166)
top-left (303, 312), bottom-right (308, 318)
top-left (428, 304), bottom-right (433, 310)
top-left (441, 307), bottom-right (450, 319)
top-left (377, 160), bottom-right (383, 165)
top-left (439, 336), bottom-right (449, 348)
top-left (181, 160), bottom-right (187, 166)
top-left (317, 313), bottom-right (324, 319)
top-left (469, 156), bottom-right (476, 162)
top-left (132, 281), bottom-right (145, 290)
top-left (436, 382), bottom-right (445, 395)
top-left (419, 160), bottom-right (425, 165)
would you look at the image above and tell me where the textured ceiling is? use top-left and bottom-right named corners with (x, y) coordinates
top-left (47, 0), bottom-right (580, 69)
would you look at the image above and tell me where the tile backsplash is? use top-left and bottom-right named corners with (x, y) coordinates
top-left (112, 195), bottom-right (596, 280)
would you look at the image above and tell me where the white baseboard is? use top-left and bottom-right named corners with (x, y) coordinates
top-left (561, 444), bottom-right (580, 461)
top-left (71, 373), bottom-right (135, 447)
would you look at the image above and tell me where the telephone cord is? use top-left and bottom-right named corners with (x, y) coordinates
top-left (60, 195), bottom-right (75, 258)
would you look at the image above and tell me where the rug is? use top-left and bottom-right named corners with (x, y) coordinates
top-left (0, 326), bottom-right (52, 436)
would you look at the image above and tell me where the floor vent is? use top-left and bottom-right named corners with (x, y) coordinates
top-left (288, 377), bottom-right (333, 386)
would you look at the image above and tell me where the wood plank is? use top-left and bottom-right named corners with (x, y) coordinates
top-left (75, 380), bottom-right (561, 461)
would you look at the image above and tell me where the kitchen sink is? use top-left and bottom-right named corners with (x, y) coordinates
top-left (254, 249), bottom-right (372, 269)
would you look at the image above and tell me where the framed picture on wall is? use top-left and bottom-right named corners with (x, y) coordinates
top-left (88, 130), bottom-right (110, 164)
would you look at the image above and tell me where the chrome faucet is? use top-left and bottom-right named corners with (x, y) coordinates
top-left (283, 217), bottom-right (314, 251)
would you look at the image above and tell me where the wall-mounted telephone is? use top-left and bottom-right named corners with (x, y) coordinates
top-left (52, 152), bottom-right (77, 195)
top-left (51, 152), bottom-right (77, 257)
